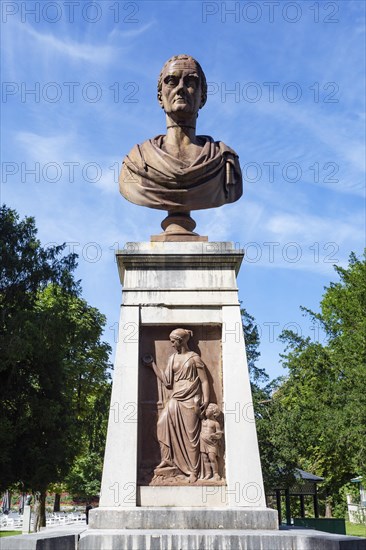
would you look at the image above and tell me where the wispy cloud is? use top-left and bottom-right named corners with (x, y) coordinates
top-left (16, 131), bottom-right (78, 163)
top-left (110, 22), bottom-right (155, 40)
top-left (21, 24), bottom-right (115, 63)
top-left (265, 212), bottom-right (364, 246)
top-left (195, 198), bottom-right (364, 275)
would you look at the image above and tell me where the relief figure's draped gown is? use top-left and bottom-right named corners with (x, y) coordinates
top-left (157, 351), bottom-right (204, 476)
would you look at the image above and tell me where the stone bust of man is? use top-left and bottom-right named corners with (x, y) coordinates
top-left (119, 54), bottom-right (243, 213)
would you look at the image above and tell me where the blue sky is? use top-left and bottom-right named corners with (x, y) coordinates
top-left (1, 0), bottom-right (365, 380)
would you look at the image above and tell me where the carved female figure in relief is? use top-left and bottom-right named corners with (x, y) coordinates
top-left (143, 328), bottom-right (209, 483)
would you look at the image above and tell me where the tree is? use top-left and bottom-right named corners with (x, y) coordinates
top-left (241, 306), bottom-right (268, 386)
top-left (241, 307), bottom-right (297, 491)
top-left (0, 205), bottom-right (111, 521)
top-left (65, 380), bottom-right (111, 500)
top-left (1, 205), bottom-right (78, 490)
top-left (273, 251), bottom-right (366, 516)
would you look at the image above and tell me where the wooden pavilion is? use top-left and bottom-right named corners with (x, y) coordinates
top-left (267, 468), bottom-right (324, 525)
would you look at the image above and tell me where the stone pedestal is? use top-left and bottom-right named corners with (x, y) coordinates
top-left (83, 241), bottom-right (278, 545)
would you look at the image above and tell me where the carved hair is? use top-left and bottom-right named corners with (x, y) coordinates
top-left (157, 54), bottom-right (207, 109)
top-left (169, 328), bottom-right (193, 343)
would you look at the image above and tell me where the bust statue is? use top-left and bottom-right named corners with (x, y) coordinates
top-left (119, 55), bottom-right (242, 237)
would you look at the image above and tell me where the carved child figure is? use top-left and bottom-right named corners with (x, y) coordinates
top-left (200, 403), bottom-right (223, 481)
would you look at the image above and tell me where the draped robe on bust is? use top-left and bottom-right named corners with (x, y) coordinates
top-left (157, 351), bottom-right (205, 476)
top-left (119, 135), bottom-right (243, 211)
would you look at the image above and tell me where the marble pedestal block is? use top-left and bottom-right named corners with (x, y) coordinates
top-left (81, 241), bottom-right (279, 547)
top-left (99, 241), bottom-right (267, 509)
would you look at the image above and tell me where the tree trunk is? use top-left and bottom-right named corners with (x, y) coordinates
top-left (34, 491), bottom-right (47, 530)
top-left (40, 491), bottom-right (46, 527)
top-left (33, 494), bottom-right (41, 532)
top-left (53, 493), bottom-right (61, 512)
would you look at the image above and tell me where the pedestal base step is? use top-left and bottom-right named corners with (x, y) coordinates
top-left (2, 525), bottom-right (86, 550)
top-left (89, 507), bottom-right (278, 530)
top-left (79, 528), bottom-right (366, 550)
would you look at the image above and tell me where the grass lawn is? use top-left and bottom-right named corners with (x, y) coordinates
top-left (0, 531), bottom-right (21, 537)
top-left (346, 521), bottom-right (366, 537)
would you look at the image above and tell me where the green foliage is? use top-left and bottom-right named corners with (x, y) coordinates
top-left (274, 251), bottom-right (366, 513)
top-left (332, 483), bottom-right (360, 519)
top-left (65, 381), bottom-right (111, 499)
top-left (241, 307), bottom-right (297, 490)
top-left (0, 205), bottom-right (112, 496)
top-left (66, 452), bottom-right (104, 499)
top-left (241, 307), bottom-right (263, 382)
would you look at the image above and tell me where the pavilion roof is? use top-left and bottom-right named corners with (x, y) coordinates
top-left (295, 468), bottom-right (324, 482)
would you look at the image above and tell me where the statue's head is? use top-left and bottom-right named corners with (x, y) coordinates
top-left (206, 403), bottom-right (220, 419)
top-left (169, 327), bottom-right (193, 345)
top-left (157, 55), bottom-right (207, 117)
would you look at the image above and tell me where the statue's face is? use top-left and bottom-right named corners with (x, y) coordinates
top-left (159, 59), bottom-right (202, 117)
top-left (170, 337), bottom-right (182, 352)
top-left (206, 406), bottom-right (216, 418)
top-left (170, 336), bottom-right (184, 353)
top-left (170, 336), bottom-right (182, 352)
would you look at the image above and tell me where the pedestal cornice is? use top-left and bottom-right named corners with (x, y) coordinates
top-left (116, 241), bottom-right (244, 285)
